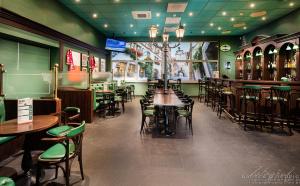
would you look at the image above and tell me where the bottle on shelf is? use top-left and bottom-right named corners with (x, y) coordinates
top-left (288, 59), bottom-right (292, 68)
top-left (284, 59), bottom-right (288, 68)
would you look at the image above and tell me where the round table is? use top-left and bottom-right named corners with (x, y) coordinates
top-left (0, 115), bottom-right (59, 173)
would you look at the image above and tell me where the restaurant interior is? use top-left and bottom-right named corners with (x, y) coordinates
top-left (0, 0), bottom-right (300, 185)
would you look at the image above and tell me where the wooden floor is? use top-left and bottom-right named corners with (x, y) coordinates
top-left (3, 98), bottom-right (300, 186)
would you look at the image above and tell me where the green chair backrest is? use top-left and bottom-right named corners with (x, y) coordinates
top-left (271, 86), bottom-right (291, 92)
top-left (0, 96), bottom-right (5, 122)
top-left (242, 85), bottom-right (262, 90)
top-left (66, 121), bottom-right (86, 138)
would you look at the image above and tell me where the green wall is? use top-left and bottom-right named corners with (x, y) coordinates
top-left (0, 0), bottom-right (103, 48)
top-left (0, 38), bottom-right (52, 99)
top-left (245, 9), bottom-right (300, 43)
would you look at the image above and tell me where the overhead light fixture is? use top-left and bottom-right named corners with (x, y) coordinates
top-left (175, 23), bottom-right (185, 40)
top-left (293, 44), bottom-right (299, 50)
top-left (218, 27), bottom-right (222, 30)
top-left (273, 49), bottom-right (278, 54)
top-left (289, 2), bottom-right (294, 6)
top-left (149, 25), bottom-right (158, 39)
top-left (246, 53), bottom-right (252, 58)
top-left (243, 26), bottom-right (247, 30)
top-left (230, 17), bottom-right (235, 21)
top-left (210, 23), bottom-right (214, 27)
top-left (173, 14), bottom-right (176, 17)
top-left (183, 23), bottom-right (186, 27)
top-left (256, 50), bottom-right (263, 56)
top-left (286, 44), bottom-right (292, 50)
top-left (201, 30), bottom-right (205, 34)
top-left (75, 0), bottom-right (80, 2)
top-left (104, 24), bottom-right (108, 28)
top-left (262, 17), bottom-right (266, 21)
top-left (268, 49), bottom-right (273, 54)
top-left (156, 13), bottom-right (160, 17)
top-left (189, 12), bottom-right (193, 16)
top-left (250, 3), bottom-right (255, 8)
top-left (222, 11), bottom-right (227, 16)
top-left (92, 13), bottom-right (98, 18)
top-left (130, 24), bottom-right (134, 28)
top-left (156, 24), bottom-right (160, 27)
top-left (134, 31), bottom-right (137, 34)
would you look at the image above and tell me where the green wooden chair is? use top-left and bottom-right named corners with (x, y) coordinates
top-left (176, 100), bottom-right (194, 135)
top-left (36, 121), bottom-right (86, 186)
top-left (47, 107), bottom-right (80, 137)
top-left (140, 99), bottom-right (157, 134)
top-left (0, 177), bottom-right (15, 186)
top-left (0, 97), bottom-right (15, 145)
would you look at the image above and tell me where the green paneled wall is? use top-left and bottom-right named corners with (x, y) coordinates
top-left (1, 0), bottom-right (102, 47)
top-left (246, 9), bottom-right (300, 43)
top-left (0, 38), bottom-right (52, 99)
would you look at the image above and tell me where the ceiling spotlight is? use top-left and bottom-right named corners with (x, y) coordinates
top-left (243, 26), bottom-right (247, 30)
top-left (104, 24), bottom-right (108, 28)
top-left (173, 14), bottom-right (176, 17)
top-left (222, 11), bottom-right (227, 16)
top-left (156, 13), bottom-right (160, 17)
top-left (75, 0), bottom-right (80, 2)
top-left (156, 24), bottom-right (159, 27)
top-left (218, 27), bottom-right (222, 30)
top-left (134, 31), bottom-right (137, 34)
top-left (92, 13), bottom-right (98, 18)
top-left (240, 12), bottom-right (244, 16)
top-left (130, 24), bottom-right (134, 28)
top-left (210, 23), bottom-right (214, 27)
top-left (114, 0), bottom-right (120, 2)
top-left (201, 30), bottom-right (205, 34)
top-left (289, 2), bottom-right (294, 6)
top-left (250, 3), bottom-right (255, 8)
top-left (230, 17), bottom-right (235, 21)
top-left (183, 23), bottom-right (186, 27)
top-left (262, 17), bottom-right (266, 21)
top-left (189, 12), bottom-right (193, 16)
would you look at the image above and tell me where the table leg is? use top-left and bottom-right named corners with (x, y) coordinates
top-left (21, 134), bottom-right (32, 174)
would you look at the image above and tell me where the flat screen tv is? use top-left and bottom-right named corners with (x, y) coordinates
top-left (105, 38), bottom-right (126, 52)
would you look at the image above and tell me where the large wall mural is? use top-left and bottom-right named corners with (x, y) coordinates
top-left (112, 41), bottom-right (219, 81)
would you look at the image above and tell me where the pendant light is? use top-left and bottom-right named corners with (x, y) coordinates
top-left (293, 44), bottom-right (299, 50)
top-left (286, 44), bottom-right (292, 51)
top-left (149, 25), bottom-right (158, 39)
top-left (175, 23), bottom-right (185, 40)
top-left (268, 49), bottom-right (273, 55)
top-left (162, 32), bottom-right (169, 42)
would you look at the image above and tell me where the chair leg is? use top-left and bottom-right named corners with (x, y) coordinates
top-left (79, 152), bottom-right (84, 180)
top-left (140, 116), bottom-right (145, 134)
top-left (36, 163), bottom-right (41, 186)
top-left (55, 165), bottom-right (58, 179)
top-left (65, 159), bottom-right (70, 186)
top-left (189, 117), bottom-right (193, 135)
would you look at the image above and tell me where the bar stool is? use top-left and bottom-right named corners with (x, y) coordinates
top-left (197, 79), bottom-right (205, 102)
top-left (265, 86), bottom-right (292, 135)
top-left (240, 85), bottom-right (262, 130)
top-left (204, 78), bottom-right (213, 106)
top-left (0, 177), bottom-right (15, 186)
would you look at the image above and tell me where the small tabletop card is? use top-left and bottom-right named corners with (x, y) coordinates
top-left (17, 98), bottom-right (33, 124)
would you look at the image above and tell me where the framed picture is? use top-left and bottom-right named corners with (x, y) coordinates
top-left (100, 58), bottom-right (106, 72)
top-left (81, 53), bottom-right (89, 67)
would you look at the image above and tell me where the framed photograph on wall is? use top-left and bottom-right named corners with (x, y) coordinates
top-left (94, 57), bottom-right (100, 72)
top-left (100, 58), bottom-right (106, 72)
top-left (81, 53), bottom-right (89, 67)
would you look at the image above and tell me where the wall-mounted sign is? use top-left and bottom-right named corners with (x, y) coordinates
top-left (220, 44), bottom-right (231, 52)
top-left (18, 98), bottom-right (33, 124)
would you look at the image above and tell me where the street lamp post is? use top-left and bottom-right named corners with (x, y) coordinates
top-left (149, 23), bottom-right (185, 93)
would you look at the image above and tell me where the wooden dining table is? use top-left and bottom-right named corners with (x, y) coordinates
top-left (153, 89), bottom-right (184, 135)
top-left (0, 115), bottom-right (59, 174)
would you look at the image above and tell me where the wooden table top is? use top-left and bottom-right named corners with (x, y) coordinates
top-left (155, 89), bottom-right (175, 94)
top-left (153, 91), bottom-right (183, 106)
top-left (0, 115), bottom-right (59, 136)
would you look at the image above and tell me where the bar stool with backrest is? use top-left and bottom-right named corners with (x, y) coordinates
top-left (265, 86), bottom-right (292, 135)
top-left (140, 99), bottom-right (157, 134)
top-left (197, 79), bottom-right (205, 102)
top-left (36, 121), bottom-right (86, 186)
top-left (0, 177), bottom-right (15, 186)
top-left (216, 80), bottom-right (234, 118)
top-left (240, 85), bottom-right (262, 130)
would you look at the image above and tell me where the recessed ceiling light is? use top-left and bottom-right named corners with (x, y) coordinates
top-left (222, 11), bottom-right (227, 16)
top-left (104, 24), bottom-right (108, 28)
top-left (156, 24), bottom-right (160, 27)
top-left (92, 13), bottom-right (98, 18)
top-left (189, 12), bottom-right (193, 16)
top-left (218, 27), bottom-right (222, 30)
top-left (230, 17), bottom-right (235, 21)
top-left (75, 0), bottom-right (80, 2)
top-left (156, 13), bottom-right (160, 17)
top-left (183, 23), bottom-right (186, 26)
top-left (155, 0), bottom-right (161, 2)
top-left (130, 24), bottom-right (134, 27)
top-left (134, 31), bottom-right (137, 34)
top-left (210, 23), bottom-right (214, 27)
top-left (243, 26), bottom-right (247, 30)
top-left (262, 16), bottom-right (266, 21)
top-left (173, 14), bottom-right (176, 17)
top-left (250, 3), bottom-right (255, 8)
top-left (289, 2), bottom-right (294, 6)
top-left (114, 0), bottom-right (120, 2)
top-left (240, 12), bottom-right (244, 16)
top-left (201, 30), bottom-right (205, 34)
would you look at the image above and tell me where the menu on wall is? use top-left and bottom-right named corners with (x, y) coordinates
top-left (17, 98), bottom-right (33, 124)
